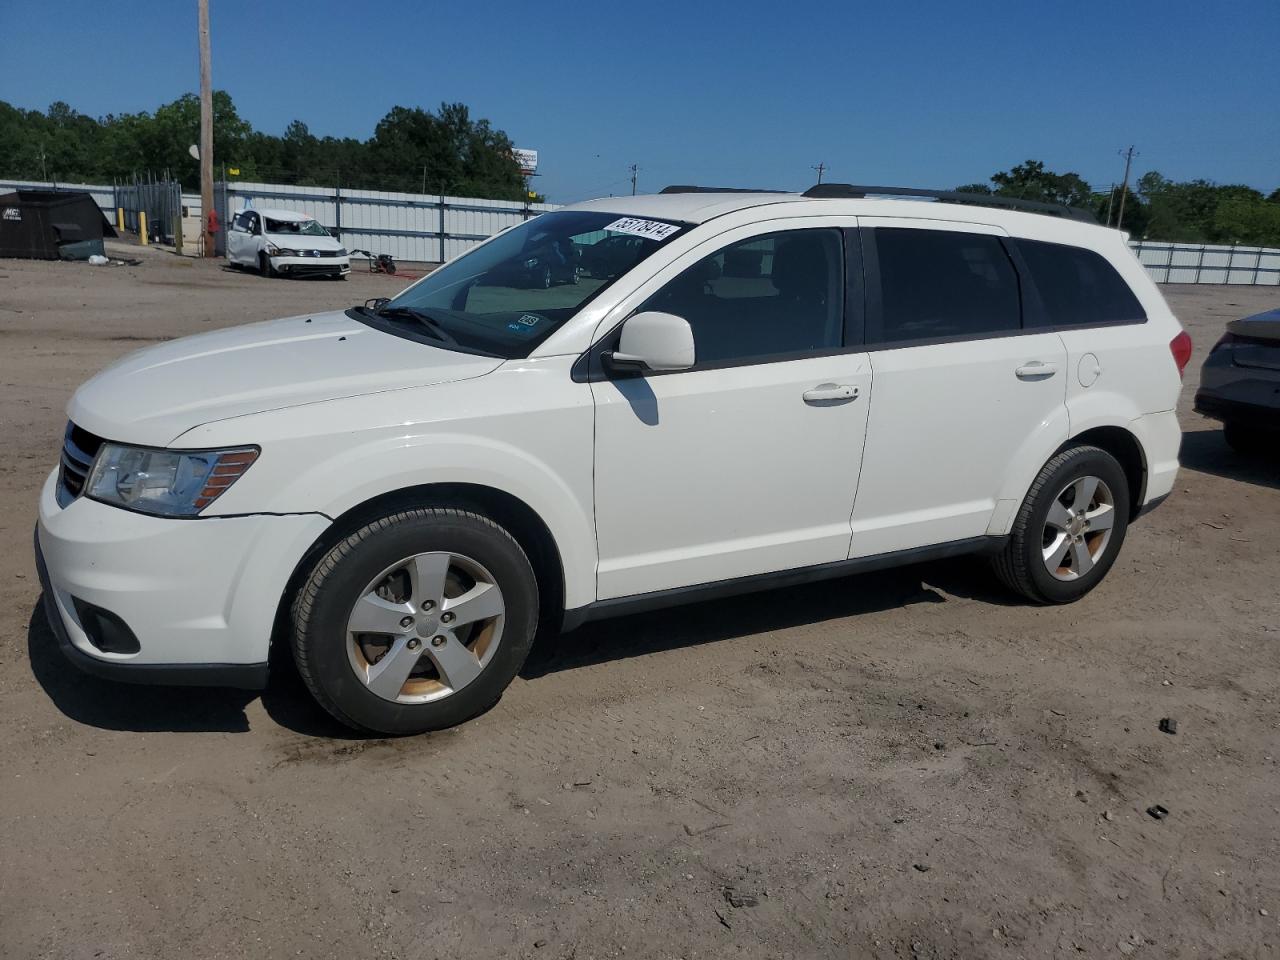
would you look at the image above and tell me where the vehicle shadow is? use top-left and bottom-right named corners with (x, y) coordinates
top-left (522, 565), bottom-right (949, 679)
top-left (27, 597), bottom-right (367, 738)
top-left (1179, 427), bottom-right (1280, 490)
top-left (26, 602), bottom-right (257, 734)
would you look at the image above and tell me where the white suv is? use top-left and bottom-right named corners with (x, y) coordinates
top-left (36, 185), bottom-right (1190, 734)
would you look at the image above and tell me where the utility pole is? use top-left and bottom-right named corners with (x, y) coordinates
top-left (629, 163), bottom-right (639, 196)
top-left (1116, 145), bottom-right (1138, 231)
top-left (812, 162), bottom-right (826, 184)
top-left (1104, 182), bottom-right (1116, 226)
top-left (198, 0), bottom-right (214, 257)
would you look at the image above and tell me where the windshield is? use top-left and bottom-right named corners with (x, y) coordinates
top-left (266, 217), bottom-right (328, 236)
top-left (371, 210), bottom-right (688, 357)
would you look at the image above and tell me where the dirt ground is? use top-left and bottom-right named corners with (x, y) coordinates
top-left (0, 246), bottom-right (1277, 960)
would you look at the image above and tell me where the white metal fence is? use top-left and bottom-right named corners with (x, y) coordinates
top-left (214, 181), bottom-right (560, 263)
top-left (6, 176), bottom-right (1280, 281)
top-left (1129, 240), bottom-right (1280, 286)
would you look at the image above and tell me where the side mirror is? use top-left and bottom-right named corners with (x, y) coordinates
top-left (606, 311), bottom-right (696, 374)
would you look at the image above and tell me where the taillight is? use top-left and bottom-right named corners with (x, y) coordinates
top-left (1209, 331), bottom-right (1237, 354)
top-left (1169, 331), bottom-right (1193, 378)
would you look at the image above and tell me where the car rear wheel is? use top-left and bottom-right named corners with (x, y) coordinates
top-left (993, 445), bottom-right (1130, 604)
top-left (1223, 421), bottom-right (1277, 457)
top-left (292, 508), bottom-right (538, 734)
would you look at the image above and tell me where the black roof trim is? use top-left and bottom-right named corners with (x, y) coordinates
top-left (802, 183), bottom-right (1097, 224)
top-left (659, 184), bottom-right (787, 195)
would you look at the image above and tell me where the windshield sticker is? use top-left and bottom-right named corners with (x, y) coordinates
top-left (602, 217), bottom-right (680, 242)
top-left (506, 313), bottom-right (544, 334)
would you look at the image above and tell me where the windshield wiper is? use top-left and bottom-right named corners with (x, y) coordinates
top-left (372, 305), bottom-right (458, 345)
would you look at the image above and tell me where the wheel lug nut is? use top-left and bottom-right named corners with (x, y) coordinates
top-left (422, 600), bottom-right (435, 611)
top-left (441, 612), bottom-right (455, 624)
top-left (399, 616), bottom-right (414, 629)
top-left (407, 638), bottom-right (420, 650)
top-left (431, 635), bottom-right (446, 647)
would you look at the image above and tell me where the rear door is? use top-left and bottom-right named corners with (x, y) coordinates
top-left (849, 219), bottom-right (1068, 557)
top-left (1014, 237), bottom-right (1170, 416)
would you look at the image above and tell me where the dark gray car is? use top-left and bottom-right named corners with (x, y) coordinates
top-left (1195, 307), bottom-right (1280, 453)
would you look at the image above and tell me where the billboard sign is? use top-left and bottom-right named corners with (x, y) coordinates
top-left (512, 148), bottom-right (539, 177)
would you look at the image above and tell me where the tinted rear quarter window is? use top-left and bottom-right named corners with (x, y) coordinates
top-left (871, 228), bottom-right (1020, 345)
top-left (1019, 239), bottom-right (1146, 326)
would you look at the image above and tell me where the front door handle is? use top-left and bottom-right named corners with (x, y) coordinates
top-left (1015, 361), bottom-right (1058, 381)
top-left (803, 383), bottom-right (860, 404)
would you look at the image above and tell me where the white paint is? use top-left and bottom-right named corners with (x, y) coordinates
top-left (38, 190), bottom-right (1187, 685)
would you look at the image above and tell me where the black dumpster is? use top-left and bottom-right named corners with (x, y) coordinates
top-left (0, 190), bottom-right (118, 260)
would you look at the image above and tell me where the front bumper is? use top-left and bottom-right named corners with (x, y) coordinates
top-left (35, 469), bottom-right (330, 688)
top-left (270, 254), bottom-right (349, 276)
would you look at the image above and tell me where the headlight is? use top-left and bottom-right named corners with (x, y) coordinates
top-left (85, 444), bottom-right (260, 517)
top-left (337, 247), bottom-right (347, 256)
top-left (270, 247), bottom-right (298, 257)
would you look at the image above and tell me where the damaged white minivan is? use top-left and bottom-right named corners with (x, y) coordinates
top-left (36, 185), bottom-right (1189, 734)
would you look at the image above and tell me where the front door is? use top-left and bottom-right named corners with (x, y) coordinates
top-left (591, 225), bottom-right (873, 600)
top-left (226, 211), bottom-right (251, 264)
top-left (849, 219), bottom-right (1068, 557)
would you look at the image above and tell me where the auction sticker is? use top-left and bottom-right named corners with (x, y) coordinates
top-left (603, 217), bottom-right (680, 242)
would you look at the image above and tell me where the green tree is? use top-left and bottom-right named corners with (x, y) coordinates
top-left (987, 160), bottom-right (1094, 208)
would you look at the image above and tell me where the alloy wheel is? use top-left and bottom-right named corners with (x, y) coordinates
top-left (345, 551), bottom-right (505, 703)
top-left (1041, 475), bottom-right (1116, 582)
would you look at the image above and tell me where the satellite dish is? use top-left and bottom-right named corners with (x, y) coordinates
top-left (188, 144), bottom-right (199, 160)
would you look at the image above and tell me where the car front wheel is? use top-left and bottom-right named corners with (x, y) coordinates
top-left (259, 252), bottom-right (274, 278)
top-left (993, 445), bottom-right (1131, 604)
top-left (291, 507), bottom-right (539, 734)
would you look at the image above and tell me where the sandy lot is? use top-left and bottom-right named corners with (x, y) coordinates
top-left (0, 247), bottom-right (1277, 959)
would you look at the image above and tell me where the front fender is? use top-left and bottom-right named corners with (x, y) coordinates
top-left (303, 433), bottom-right (596, 607)
top-left (178, 359), bottom-right (599, 609)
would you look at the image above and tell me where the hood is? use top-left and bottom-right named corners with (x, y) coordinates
top-left (68, 310), bottom-right (503, 446)
top-left (266, 232), bottom-right (344, 251)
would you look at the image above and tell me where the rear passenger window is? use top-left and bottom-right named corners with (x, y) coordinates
top-left (1019, 239), bottom-right (1146, 326)
top-left (870, 228), bottom-right (1020, 344)
top-left (641, 229), bottom-right (843, 366)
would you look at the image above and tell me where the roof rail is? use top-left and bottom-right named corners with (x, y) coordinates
top-left (659, 184), bottom-right (786, 195)
top-left (802, 183), bottom-right (1097, 224)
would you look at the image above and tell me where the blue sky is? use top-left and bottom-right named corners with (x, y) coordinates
top-left (2, 0), bottom-right (1277, 202)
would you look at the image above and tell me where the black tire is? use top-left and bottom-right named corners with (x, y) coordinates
top-left (993, 445), bottom-right (1131, 604)
top-left (292, 508), bottom-right (538, 735)
top-left (1223, 421), bottom-right (1277, 457)
top-left (259, 252), bottom-right (274, 278)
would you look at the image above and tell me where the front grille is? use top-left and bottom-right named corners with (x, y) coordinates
top-left (58, 422), bottom-right (104, 506)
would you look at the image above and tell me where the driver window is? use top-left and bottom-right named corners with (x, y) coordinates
top-left (639, 229), bottom-right (844, 366)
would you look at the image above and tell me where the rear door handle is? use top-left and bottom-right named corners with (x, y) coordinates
top-left (803, 383), bottom-right (860, 404)
top-left (1015, 361), bottom-right (1058, 381)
